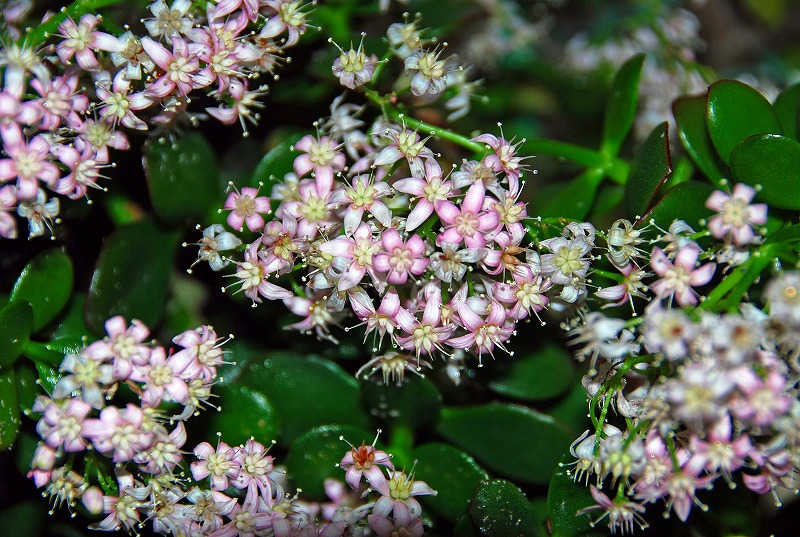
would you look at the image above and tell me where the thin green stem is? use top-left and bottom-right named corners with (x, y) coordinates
top-left (523, 139), bottom-right (607, 169)
top-left (22, 0), bottom-right (126, 48)
top-left (363, 89), bottom-right (487, 155)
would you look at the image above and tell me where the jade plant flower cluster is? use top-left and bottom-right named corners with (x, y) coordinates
top-left (0, 0), bottom-right (306, 239)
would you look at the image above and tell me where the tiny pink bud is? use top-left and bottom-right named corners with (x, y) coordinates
top-left (32, 443), bottom-right (56, 470)
top-left (82, 487), bottom-right (104, 514)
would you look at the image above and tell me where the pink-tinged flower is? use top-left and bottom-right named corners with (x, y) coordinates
top-left (260, 214), bottom-right (306, 274)
top-left (373, 229), bottom-right (429, 285)
top-left (355, 351), bottom-right (432, 386)
top-left (348, 287), bottom-right (405, 347)
top-left (283, 291), bottom-right (342, 342)
top-left (576, 486), bottom-right (648, 534)
top-left (705, 183), bottom-right (768, 246)
top-left (292, 135), bottom-right (345, 196)
top-left (51, 144), bottom-right (105, 200)
top-left (212, 0), bottom-right (260, 22)
top-left (139, 347), bottom-right (191, 406)
top-left (206, 80), bottom-right (269, 136)
top-left (133, 422), bottom-right (187, 474)
top-left (641, 306), bottom-right (694, 361)
top-left (191, 440), bottom-right (241, 491)
top-left (492, 265), bottom-right (551, 321)
top-left (82, 404), bottom-right (154, 462)
top-left (36, 398), bottom-right (92, 452)
top-left (660, 468), bottom-right (713, 522)
top-left (16, 188), bottom-right (59, 238)
top-left (436, 182), bottom-right (500, 248)
top-left (331, 37), bottom-right (379, 89)
top-left (742, 448), bottom-right (793, 495)
top-left (278, 178), bottom-right (334, 240)
top-left (472, 132), bottom-right (528, 193)
top-left (188, 223), bottom-right (242, 273)
top-left (540, 236), bottom-right (592, 286)
top-left (687, 417), bottom-right (751, 486)
top-left (396, 288), bottom-right (455, 358)
top-left (650, 244), bottom-right (715, 307)
top-left (320, 223), bottom-right (381, 291)
top-left (0, 42), bottom-right (49, 98)
top-left (88, 470), bottom-right (142, 532)
top-left (52, 353), bottom-right (113, 409)
top-left (372, 470), bottom-right (436, 519)
top-left (141, 37), bottom-right (211, 98)
top-left (665, 360), bottom-right (734, 430)
top-left (329, 174), bottom-right (392, 235)
top-left (259, 0), bottom-right (311, 47)
top-left (30, 73), bottom-right (88, 130)
top-left (217, 485), bottom-right (280, 537)
top-left (171, 325), bottom-right (229, 382)
top-left (730, 369), bottom-right (792, 428)
top-left (0, 185), bottom-right (18, 239)
top-left (0, 126), bottom-right (59, 200)
top-left (449, 300), bottom-right (513, 364)
top-left (228, 244), bottom-right (293, 304)
top-left (72, 118), bottom-right (130, 163)
top-left (481, 227), bottom-right (526, 276)
top-left (185, 487), bottom-right (237, 533)
top-left (404, 47), bottom-right (456, 96)
top-left (595, 262), bottom-right (649, 313)
top-left (28, 443), bottom-right (57, 488)
top-left (56, 14), bottom-right (123, 71)
top-left (368, 502), bottom-right (424, 537)
top-left (224, 184), bottom-right (271, 232)
top-left (0, 90), bottom-right (42, 141)
top-left (95, 71), bottom-right (153, 130)
top-left (232, 438), bottom-right (276, 494)
top-left (429, 242), bottom-right (486, 285)
top-left (340, 433), bottom-right (393, 491)
top-left (373, 126), bottom-right (434, 179)
top-left (109, 31), bottom-right (156, 81)
top-left (83, 315), bottom-right (152, 379)
top-left (82, 487), bottom-right (105, 515)
top-left (493, 191), bottom-right (528, 236)
top-left (144, 0), bottom-right (195, 41)
top-left (393, 159), bottom-right (454, 231)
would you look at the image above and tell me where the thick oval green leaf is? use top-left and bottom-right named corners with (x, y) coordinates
top-left (547, 456), bottom-right (606, 537)
top-left (707, 80), bottom-right (782, 164)
top-left (730, 134), bottom-right (800, 210)
top-left (413, 443), bottom-right (488, 522)
top-left (10, 249), bottom-right (74, 332)
top-left (601, 54), bottom-right (645, 157)
top-left (0, 501), bottom-right (46, 537)
top-left (34, 362), bottom-right (60, 393)
top-left (0, 367), bottom-right (20, 450)
top-left (454, 515), bottom-right (482, 537)
top-left (642, 181), bottom-right (715, 230)
top-left (437, 404), bottom-right (572, 485)
top-left (85, 219), bottom-right (180, 334)
top-left (625, 122), bottom-right (672, 218)
top-left (360, 375), bottom-right (441, 430)
top-left (673, 95), bottom-right (728, 185)
top-left (773, 83), bottom-right (800, 141)
top-left (250, 133), bottom-right (305, 188)
top-left (538, 169), bottom-right (604, 220)
top-left (468, 479), bottom-right (541, 537)
top-left (286, 424), bottom-right (371, 499)
top-left (208, 384), bottom-right (278, 446)
top-left (0, 302), bottom-right (33, 368)
top-left (239, 354), bottom-right (371, 443)
top-left (14, 361), bottom-right (38, 413)
top-left (489, 342), bottom-right (573, 402)
top-left (144, 133), bottom-right (220, 224)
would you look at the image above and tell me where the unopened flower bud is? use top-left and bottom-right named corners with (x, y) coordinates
top-left (82, 487), bottom-right (104, 514)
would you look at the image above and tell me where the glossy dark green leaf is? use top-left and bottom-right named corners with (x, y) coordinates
top-left (538, 169), bottom-right (604, 220)
top-left (250, 133), bottom-right (305, 188)
top-left (625, 122), bottom-right (672, 218)
top-left (546, 382), bottom-right (591, 438)
top-left (0, 302), bottom-right (33, 367)
top-left (413, 443), bottom-right (488, 522)
top-left (52, 293), bottom-right (92, 338)
top-left (85, 219), bottom-right (180, 334)
top-left (772, 83), bottom-right (800, 140)
top-left (0, 500), bottom-right (46, 537)
top-left (547, 456), bottom-right (606, 537)
top-left (0, 367), bottom-right (20, 450)
top-left (437, 404), bottom-right (572, 485)
top-left (10, 249), bottom-right (74, 332)
top-left (642, 181), bottom-right (715, 230)
top-left (765, 223), bottom-right (800, 245)
top-left (468, 479), bottom-right (541, 537)
top-left (14, 361), bottom-right (38, 413)
top-left (673, 95), bottom-right (728, 185)
top-left (454, 515), bottom-right (482, 537)
top-left (489, 342), bottom-right (573, 401)
top-left (360, 375), bottom-right (441, 429)
top-left (601, 54), bottom-right (645, 157)
top-left (239, 354), bottom-right (370, 443)
top-left (286, 424), bottom-right (371, 499)
top-left (730, 134), bottom-right (800, 210)
top-left (144, 132), bottom-right (220, 224)
top-left (208, 384), bottom-right (278, 446)
top-left (707, 80), bottom-right (782, 164)
top-left (34, 361), bottom-right (60, 393)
